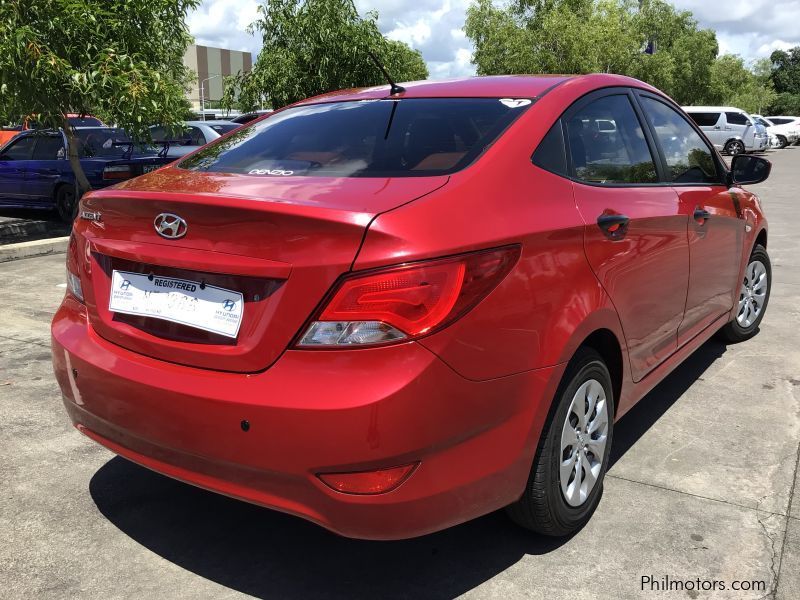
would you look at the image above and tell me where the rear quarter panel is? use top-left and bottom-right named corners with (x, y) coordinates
top-left (354, 79), bottom-right (632, 383)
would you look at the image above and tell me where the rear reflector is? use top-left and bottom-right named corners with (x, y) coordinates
top-left (317, 463), bottom-right (419, 495)
top-left (297, 246), bottom-right (520, 347)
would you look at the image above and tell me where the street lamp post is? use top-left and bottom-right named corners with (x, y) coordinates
top-left (199, 74), bottom-right (221, 121)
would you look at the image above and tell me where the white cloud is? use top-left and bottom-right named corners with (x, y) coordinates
top-left (188, 0), bottom-right (261, 55)
top-left (671, 0), bottom-right (800, 63)
top-left (190, 0), bottom-right (800, 81)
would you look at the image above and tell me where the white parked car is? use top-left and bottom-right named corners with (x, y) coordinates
top-left (765, 116), bottom-right (800, 145)
top-left (682, 106), bottom-right (769, 155)
top-left (751, 115), bottom-right (799, 149)
top-left (150, 120), bottom-right (241, 158)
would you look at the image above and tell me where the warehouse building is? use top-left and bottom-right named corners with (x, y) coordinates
top-left (183, 44), bottom-right (253, 112)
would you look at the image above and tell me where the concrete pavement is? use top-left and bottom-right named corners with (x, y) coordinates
top-left (1, 149), bottom-right (799, 599)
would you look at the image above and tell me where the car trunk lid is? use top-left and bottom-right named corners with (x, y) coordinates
top-left (78, 171), bottom-right (447, 372)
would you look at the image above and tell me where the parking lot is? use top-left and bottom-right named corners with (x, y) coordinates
top-left (1, 149), bottom-right (798, 600)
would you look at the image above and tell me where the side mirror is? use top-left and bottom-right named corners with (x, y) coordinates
top-left (728, 154), bottom-right (771, 186)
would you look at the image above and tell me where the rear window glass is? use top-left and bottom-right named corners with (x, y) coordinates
top-left (725, 112), bottom-right (749, 126)
top-left (178, 98), bottom-right (531, 177)
top-left (687, 112), bottom-right (721, 127)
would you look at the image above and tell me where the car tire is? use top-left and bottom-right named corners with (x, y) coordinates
top-left (724, 140), bottom-right (745, 156)
top-left (506, 347), bottom-right (614, 536)
top-left (55, 185), bottom-right (77, 222)
top-left (717, 244), bottom-right (771, 343)
top-left (776, 135), bottom-right (788, 149)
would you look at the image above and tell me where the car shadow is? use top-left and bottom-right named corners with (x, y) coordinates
top-left (609, 337), bottom-right (728, 468)
top-left (89, 336), bottom-right (732, 599)
top-left (90, 457), bottom-right (573, 600)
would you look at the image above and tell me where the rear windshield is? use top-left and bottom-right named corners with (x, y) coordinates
top-left (75, 128), bottom-right (155, 157)
top-left (209, 123), bottom-right (239, 135)
top-left (68, 116), bottom-right (103, 127)
top-left (178, 98), bottom-right (532, 177)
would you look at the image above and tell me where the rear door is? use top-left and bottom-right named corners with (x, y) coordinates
top-left (636, 94), bottom-right (744, 344)
top-left (26, 133), bottom-right (67, 201)
top-left (567, 89), bottom-right (690, 382)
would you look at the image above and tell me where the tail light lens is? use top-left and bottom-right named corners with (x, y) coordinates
top-left (102, 165), bottom-right (131, 180)
top-left (66, 233), bottom-right (84, 302)
top-left (297, 246), bottom-right (520, 347)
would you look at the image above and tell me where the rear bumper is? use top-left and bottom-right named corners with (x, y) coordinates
top-left (52, 296), bottom-right (563, 540)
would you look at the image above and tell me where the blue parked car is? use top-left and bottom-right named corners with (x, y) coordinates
top-left (0, 127), bottom-right (173, 221)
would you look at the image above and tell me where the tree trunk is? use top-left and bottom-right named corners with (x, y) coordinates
top-left (61, 117), bottom-right (91, 195)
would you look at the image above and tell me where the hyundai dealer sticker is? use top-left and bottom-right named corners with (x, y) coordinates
top-left (499, 98), bottom-right (532, 108)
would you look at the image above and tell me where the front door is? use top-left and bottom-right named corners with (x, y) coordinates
top-left (0, 135), bottom-right (37, 203)
top-left (566, 90), bottom-right (690, 382)
top-left (637, 95), bottom-right (745, 344)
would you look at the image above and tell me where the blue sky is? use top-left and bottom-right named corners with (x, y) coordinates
top-left (188, 0), bottom-right (800, 78)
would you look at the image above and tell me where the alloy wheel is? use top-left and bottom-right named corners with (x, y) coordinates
top-left (737, 260), bottom-right (768, 328)
top-left (727, 140), bottom-right (745, 155)
top-left (559, 379), bottom-right (609, 507)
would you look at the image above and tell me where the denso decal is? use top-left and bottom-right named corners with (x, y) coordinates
top-left (248, 169), bottom-right (294, 176)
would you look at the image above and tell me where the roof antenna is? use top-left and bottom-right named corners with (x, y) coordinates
top-left (367, 50), bottom-right (405, 96)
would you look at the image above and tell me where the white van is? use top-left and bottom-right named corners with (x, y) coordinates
top-left (682, 106), bottom-right (769, 155)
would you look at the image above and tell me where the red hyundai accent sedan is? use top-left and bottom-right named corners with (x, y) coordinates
top-left (51, 74), bottom-right (772, 539)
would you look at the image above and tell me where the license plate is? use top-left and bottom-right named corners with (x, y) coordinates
top-left (109, 270), bottom-right (244, 338)
top-left (142, 164), bottom-right (159, 173)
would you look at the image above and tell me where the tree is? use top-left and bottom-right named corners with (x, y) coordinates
top-left (706, 55), bottom-right (776, 114)
top-left (770, 48), bottom-right (800, 95)
top-left (465, 0), bottom-right (719, 104)
top-left (222, 0), bottom-right (428, 111)
top-left (0, 0), bottom-right (198, 193)
top-left (766, 48), bottom-right (800, 115)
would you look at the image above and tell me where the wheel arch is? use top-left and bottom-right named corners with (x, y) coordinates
top-left (554, 306), bottom-right (630, 418)
top-left (53, 179), bottom-right (75, 200)
top-left (576, 329), bottom-right (623, 416)
top-left (755, 228), bottom-right (767, 250)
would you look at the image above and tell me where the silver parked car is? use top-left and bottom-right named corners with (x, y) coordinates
top-left (150, 120), bottom-right (241, 158)
top-left (682, 106), bottom-right (769, 155)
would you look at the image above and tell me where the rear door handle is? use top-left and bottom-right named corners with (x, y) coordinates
top-left (597, 214), bottom-right (630, 239)
top-left (694, 208), bottom-right (711, 224)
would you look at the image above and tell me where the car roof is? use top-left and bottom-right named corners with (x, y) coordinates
top-left (682, 106), bottom-right (748, 113)
top-left (290, 74), bottom-right (660, 106)
top-left (184, 120), bottom-right (237, 127)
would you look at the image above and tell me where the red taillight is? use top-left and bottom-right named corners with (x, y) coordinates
top-left (102, 165), bottom-right (131, 180)
top-left (297, 246), bottom-right (520, 347)
top-left (317, 463), bottom-right (419, 495)
top-left (66, 232), bottom-right (84, 302)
